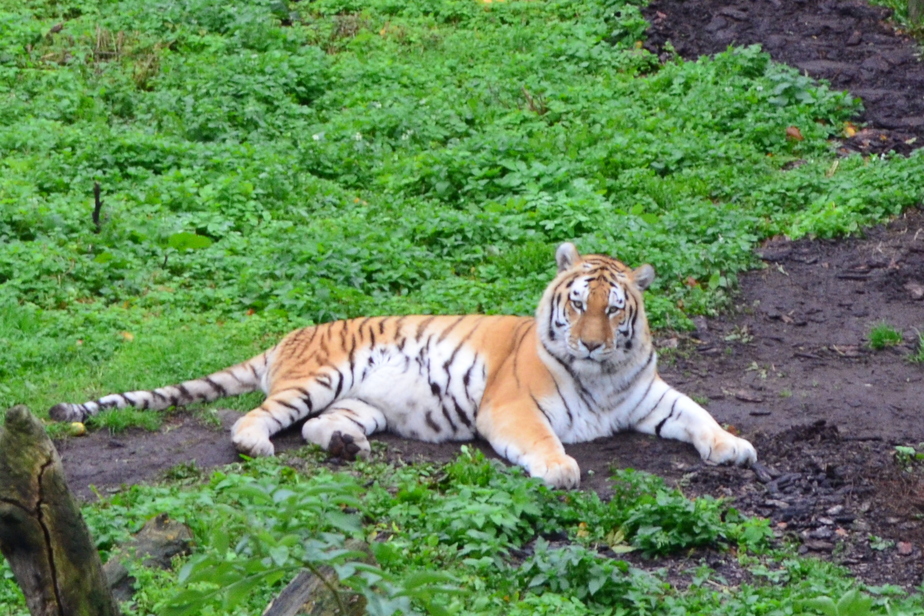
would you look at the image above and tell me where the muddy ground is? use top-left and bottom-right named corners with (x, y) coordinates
top-left (54, 0), bottom-right (924, 591)
top-left (644, 0), bottom-right (924, 156)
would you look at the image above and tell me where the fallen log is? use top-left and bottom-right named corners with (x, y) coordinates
top-left (912, 0), bottom-right (924, 23)
top-left (262, 540), bottom-right (373, 616)
top-left (0, 405), bottom-right (120, 616)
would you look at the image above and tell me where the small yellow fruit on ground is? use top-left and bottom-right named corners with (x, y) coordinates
top-left (69, 422), bottom-right (87, 436)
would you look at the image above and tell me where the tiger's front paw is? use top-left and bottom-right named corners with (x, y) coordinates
top-left (704, 432), bottom-right (757, 467)
top-left (527, 454), bottom-right (581, 489)
top-left (231, 419), bottom-right (275, 457)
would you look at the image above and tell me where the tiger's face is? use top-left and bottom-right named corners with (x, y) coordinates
top-left (537, 243), bottom-right (655, 365)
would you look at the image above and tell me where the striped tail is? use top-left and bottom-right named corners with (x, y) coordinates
top-left (48, 351), bottom-right (272, 422)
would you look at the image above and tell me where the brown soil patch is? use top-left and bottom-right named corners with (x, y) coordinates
top-left (644, 0), bottom-right (924, 155)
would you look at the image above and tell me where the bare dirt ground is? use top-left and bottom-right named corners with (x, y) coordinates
top-left (54, 0), bottom-right (924, 590)
top-left (644, 0), bottom-right (924, 155)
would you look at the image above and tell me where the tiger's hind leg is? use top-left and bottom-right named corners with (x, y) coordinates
top-left (301, 399), bottom-right (386, 461)
top-left (232, 386), bottom-right (322, 458)
top-left (231, 371), bottom-right (368, 458)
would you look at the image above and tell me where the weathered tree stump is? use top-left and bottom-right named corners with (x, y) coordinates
top-left (0, 405), bottom-right (120, 616)
top-left (912, 0), bottom-right (924, 23)
top-left (262, 540), bottom-right (373, 616)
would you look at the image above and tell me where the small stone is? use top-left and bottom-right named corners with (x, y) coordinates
top-left (904, 281), bottom-right (924, 300)
top-left (752, 463), bottom-right (774, 483)
top-left (817, 517), bottom-right (835, 526)
top-left (104, 514), bottom-right (193, 602)
top-left (734, 390), bottom-right (764, 403)
top-left (704, 16), bottom-right (727, 32)
top-left (826, 505), bottom-right (844, 516)
top-left (691, 316), bottom-right (709, 338)
top-left (657, 337), bottom-right (679, 349)
top-left (764, 34), bottom-right (787, 50)
top-left (803, 539), bottom-right (835, 552)
top-left (718, 7), bottom-right (748, 20)
top-left (810, 527), bottom-right (834, 540)
top-left (898, 541), bottom-right (913, 556)
top-left (860, 56), bottom-right (891, 72)
top-left (835, 515), bottom-right (856, 525)
top-left (765, 499), bottom-right (791, 509)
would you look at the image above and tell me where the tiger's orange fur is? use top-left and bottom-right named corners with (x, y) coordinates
top-left (50, 243), bottom-right (756, 488)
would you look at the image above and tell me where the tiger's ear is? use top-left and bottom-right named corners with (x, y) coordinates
top-left (556, 242), bottom-right (581, 272)
top-left (633, 264), bottom-right (655, 291)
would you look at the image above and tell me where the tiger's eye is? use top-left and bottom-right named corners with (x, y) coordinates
top-left (571, 299), bottom-right (584, 311)
top-left (606, 306), bottom-right (620, 316)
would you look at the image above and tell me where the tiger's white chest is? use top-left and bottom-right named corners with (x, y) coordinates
top-left (535, 351), bottom-right (663, 443)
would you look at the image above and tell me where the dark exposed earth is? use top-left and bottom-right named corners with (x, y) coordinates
top-left (52, 0), bottom-right (924, 593)
top-left (644, 0), bottom-right (924, 156)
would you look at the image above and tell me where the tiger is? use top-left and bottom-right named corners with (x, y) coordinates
top-left (50, 243), bottom-right (756, 488)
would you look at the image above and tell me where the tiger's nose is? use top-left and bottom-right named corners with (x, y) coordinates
top-left (584, 341), bottom-right (602, 352)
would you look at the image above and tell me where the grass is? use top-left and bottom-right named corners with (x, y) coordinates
top-left (2, 0), bottom-right (924, 613)
top-left (2, 449), bottom-right (920, 616)
top-left (2, 0), bottom-right (924, 416)
top-left (866, 0), bottom-right (924, 36)
top-left (88, 407), bottom-right (165, 433)
top-left (868, 322), bottom-right (904, 350)
top-left (908, 332), bottom-right (924, 363)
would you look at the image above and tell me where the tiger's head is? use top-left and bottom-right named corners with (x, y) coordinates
top-left (537, 243), bottom-right (655, 366)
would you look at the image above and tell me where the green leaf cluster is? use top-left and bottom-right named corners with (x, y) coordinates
top-left (4, 0), bottom-right (924, 411)
top-left (1, 450), bottom-right (921, 615)
top-left (867, 322), bottom-right (904, 350)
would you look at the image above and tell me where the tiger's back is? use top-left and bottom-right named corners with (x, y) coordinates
top-left (51, 243), bottom-right (756, 488)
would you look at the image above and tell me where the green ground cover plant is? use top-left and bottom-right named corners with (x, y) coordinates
top-left (3, 0), bottom-right (924, 613)
top-left (868, 322), bottom-right (904, 350)
top-left (2, 449), bottom-right (920, 615)
top-left (2, 0), bottom-right (923, 413)
top-left (907, 332), bottom-right (924, 363)
top-left (866, 0), bottom-right (924, 35)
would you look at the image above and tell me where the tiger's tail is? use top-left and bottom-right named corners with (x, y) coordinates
top-left (48, 351), bottom-right (272, 422)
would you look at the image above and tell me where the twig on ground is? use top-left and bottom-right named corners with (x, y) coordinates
top-left (93, 182), bottom-right (103, 233)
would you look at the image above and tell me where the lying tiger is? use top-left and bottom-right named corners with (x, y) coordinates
top-left (50, 243), bottom-right (756, 488)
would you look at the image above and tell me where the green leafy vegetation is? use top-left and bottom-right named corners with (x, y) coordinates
top-left (3, 0), bottom-right (923, 414)
top-left (893, 444), bottom-right (924, 472)
top-left (3, 449), bottom-right (920, 615)
top-left (866, 0), bottom-right (924, 35)
top-left (868, 322), bottom-right (904, 350)
top-left (908, 332), bottom-right (924, 363)
top-left (87, 407), bottom-right (165, 433)
top-left (800, 589), bottom-right (878, 616)
top-left (3, 0), bottom-right (924, 613)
